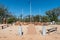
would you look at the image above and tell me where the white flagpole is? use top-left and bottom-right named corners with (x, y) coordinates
top-left (21, 8), bottom-right (23, 24)
top-left (39, 9), bottom-right (40, 22)
top-left (30, 1), bottom-right (31, 23)
top-left (39, 8), bottom-right (41, 22)
top-left (22, 8), bottom-right (23, 21)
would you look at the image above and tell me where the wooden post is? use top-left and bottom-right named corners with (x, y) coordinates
top-left (2, 26), bottom-right (4, 29)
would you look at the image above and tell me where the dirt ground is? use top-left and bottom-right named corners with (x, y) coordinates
top-left (0, 24), bottom-right (60, 40)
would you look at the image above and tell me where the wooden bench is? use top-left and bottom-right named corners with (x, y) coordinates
top-left (0, 24), bottom-right (9, 29)
top-left (47, 27), bottom-right (57, 34)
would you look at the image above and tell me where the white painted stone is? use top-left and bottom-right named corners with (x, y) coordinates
top-left (42, 26), bottom-right (46, 36)
top-left (18, 26), bottom-right (22, 36)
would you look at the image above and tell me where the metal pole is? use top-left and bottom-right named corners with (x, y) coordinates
top-left (22, 8), bottom-right (23, 22)
top-left (30, 1), bottom-right (31, 23)
top-left (39, 9), bottom-right (40, 22)
top-left (39, 8), bottom-right (41, 22)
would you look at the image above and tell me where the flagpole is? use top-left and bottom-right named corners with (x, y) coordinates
top-left (30, 1), bottom-right (31, 23)
top-left (39, 8), bottom-right (41, 22)
top-left (22, 8), bottom-right (23, 21)
top-left (21, 8), bottom-right (23, 24)
top-left (39, 9), bottom-right (40, 22)
top-left (38, 9), bottom-right (40, 22)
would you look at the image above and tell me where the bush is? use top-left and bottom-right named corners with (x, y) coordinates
top-left (7, 17), bottom-right (17, 23)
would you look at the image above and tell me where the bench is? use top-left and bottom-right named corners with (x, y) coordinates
top-left (0, 25), bottom-right (9, 29)
top-left (47, 27), bottom-right (57, 34)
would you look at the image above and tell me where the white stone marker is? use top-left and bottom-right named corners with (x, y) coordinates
top-left (18, 25), bottom-right (22, 36)
top-left (42, 25), bottom-right (46, 36)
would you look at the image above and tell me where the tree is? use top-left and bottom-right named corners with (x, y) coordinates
top-left (0, 5), bottom-right (8, 23)
top-left (41, 16), bottom-right (50, 22)
top-left (23, 15), bottom-right (34, 22)
top-left (7, 17), bottom-right (17, 23)
top-left (24, 15), bottom-right (30, 22)
top-left (46, 8), bottom-right (60, 22)
top-left (33, 15), bottom-right (41, 22)
top-left (0, 4), bottom-right (17, 23)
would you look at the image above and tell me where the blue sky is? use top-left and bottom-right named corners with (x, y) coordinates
top-left (0, 0), bottom-right (60, 17)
